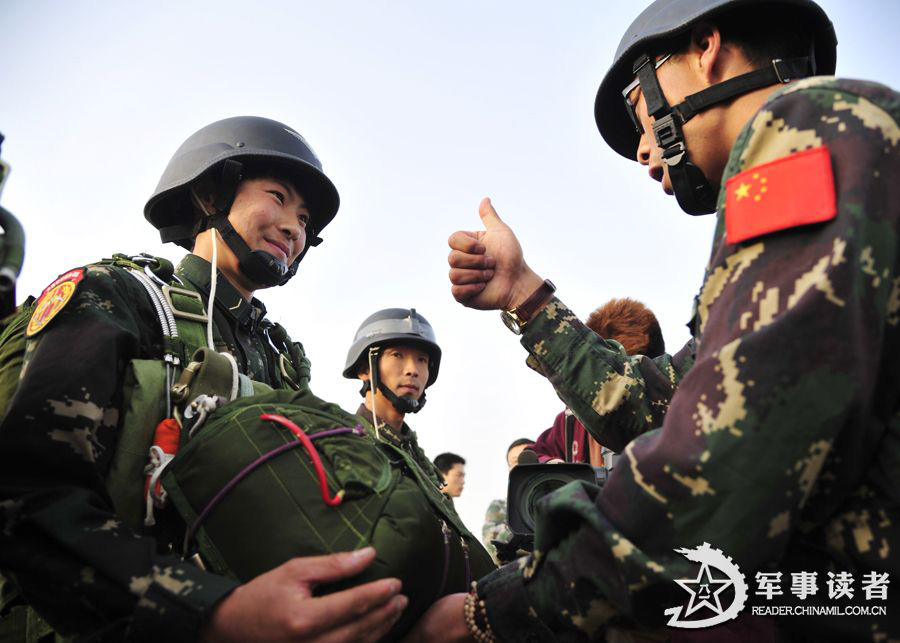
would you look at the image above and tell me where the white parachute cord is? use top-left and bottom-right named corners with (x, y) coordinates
top-left (367, 347), bottom-right (381, 441)
top-left (190, 187), bottom-right (218, 351)
top-left (207, 228), bottom-right (219, 350)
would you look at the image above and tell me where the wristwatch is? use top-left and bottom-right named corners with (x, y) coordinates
top-left (500, 279), bottom-right (556, 335)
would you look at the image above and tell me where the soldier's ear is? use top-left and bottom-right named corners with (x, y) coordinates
top-left (690, 22), bottom-right (725, 85)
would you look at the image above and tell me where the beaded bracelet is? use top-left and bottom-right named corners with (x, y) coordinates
top-left (464, 583), bottom-right (498, 642)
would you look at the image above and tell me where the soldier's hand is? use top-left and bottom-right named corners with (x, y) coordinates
top-left (401, 593), bottom-right (474, 643)
top-left (199, 547), bottom-right (407, 643)
top-left (448, 198), bottom-right (544, 311)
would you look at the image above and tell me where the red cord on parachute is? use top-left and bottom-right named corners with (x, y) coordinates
top-left (260, 413), bottom-right (344, 507)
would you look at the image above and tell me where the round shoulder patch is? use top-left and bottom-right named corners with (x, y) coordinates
top-left (26, 269), bottom-right (85, 337)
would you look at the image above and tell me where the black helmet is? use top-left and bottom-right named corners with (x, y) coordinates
top-left (144, 116), bottom-right (340, 286)
top-left (593, 0), bottom-right (836, 214)
top-left (343, 308), bottom-right (441, 415)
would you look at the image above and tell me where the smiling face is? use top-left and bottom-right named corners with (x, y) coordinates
top-left (192, 175), bottom-right (311, 297)
top-left (222, 177), bottom-right (310, 291)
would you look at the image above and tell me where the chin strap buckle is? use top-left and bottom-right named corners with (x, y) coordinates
top-left (771, 59), bottom-right (791, 83)
top-left (653, 114), bottom-right (687, 166)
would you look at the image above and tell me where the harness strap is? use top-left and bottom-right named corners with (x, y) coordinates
top-left (165, 285), bottom-right (218, 356)
top-left (264, 321), bottom-right (310, 391)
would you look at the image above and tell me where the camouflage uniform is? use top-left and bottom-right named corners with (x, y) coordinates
top-left (482, 498), bottom-right (512, 566)
top-left (0, 254), bottom-right (308, 641)
top-left (354, 404), bottom-right (446, 489)
top-left (476, 78), bottom-right (900, 641)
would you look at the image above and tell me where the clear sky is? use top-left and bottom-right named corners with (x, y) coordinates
top-left (2, 0), bottom-right (899, 541)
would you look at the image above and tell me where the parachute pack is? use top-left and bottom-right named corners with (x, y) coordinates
top-left (162, 387), bottom-right (495, 640)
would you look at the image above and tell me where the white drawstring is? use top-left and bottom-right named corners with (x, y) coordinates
top-left (189, 187), bottom-right (218, 350)
top-left (207, 228), bottom-right (219, 350)
top-left (367, 347), bottom-right (381, 441)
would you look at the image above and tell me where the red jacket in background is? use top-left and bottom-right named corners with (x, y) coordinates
top-left (531, 409), bottom-right (589, 463)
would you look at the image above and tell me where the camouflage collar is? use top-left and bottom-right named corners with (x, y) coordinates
top-left (356, 404), bottom-right (413, 448)
top-left (176, 254), bottom-right (268, 331)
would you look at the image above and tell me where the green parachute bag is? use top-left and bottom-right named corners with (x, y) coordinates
top-left (161, 388), bottom-right (495, 641)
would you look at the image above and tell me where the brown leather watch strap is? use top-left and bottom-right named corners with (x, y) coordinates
top-left (511, 279), bottom-right (556, 323)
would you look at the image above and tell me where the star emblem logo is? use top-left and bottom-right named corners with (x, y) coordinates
top-left (674, 560), bottom-right (735, 616)
top-left (664, 542), bottom-right (748, 629)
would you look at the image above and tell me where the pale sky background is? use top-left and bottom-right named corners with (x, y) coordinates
top-left (2, 1), bottom-right (898, 540)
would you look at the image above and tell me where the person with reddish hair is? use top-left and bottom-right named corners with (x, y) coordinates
top-left (531, 298), bottom-right (666, 466)
top-left (586, 297), bottom-right (665, 358)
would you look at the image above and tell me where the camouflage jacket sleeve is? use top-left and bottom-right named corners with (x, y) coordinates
top-left (0, 265), bottom-right (237, 641)
top-left (519, 299), bottom-right (694, 452)
top-left (477, 78), bottom-right (900, 641)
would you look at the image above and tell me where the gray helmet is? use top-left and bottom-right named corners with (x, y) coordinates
top-left (144, 116), bottom-right (340, 250)
top-left (594, 0), bottom-right (837, 161)
top-left (343, 308), bottom-right (442, 388)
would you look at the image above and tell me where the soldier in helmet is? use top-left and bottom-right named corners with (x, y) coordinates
top-left (411, 0), bottom-right (900, 641)
top-left (341, 308), bottom-right (498, 630)
top-left (0, 117), bottom-right (406, 641)
top-left (343, 308), bottom-right (441, 464)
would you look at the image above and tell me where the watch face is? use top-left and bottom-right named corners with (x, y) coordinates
top-left (500, 310), bottom-right (523, 335)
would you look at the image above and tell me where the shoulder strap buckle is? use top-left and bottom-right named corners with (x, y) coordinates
top-left (279, 353), bottom-right (299, 390)
top-left (163, 285), bottom-right (209, 323)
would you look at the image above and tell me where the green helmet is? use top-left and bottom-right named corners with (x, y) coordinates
top-left (343, 308), bottom-right (441, 414)
top-left (593, 0), bottom-right (837, 214)
top-left (144, 116), bottom-right (340, 286)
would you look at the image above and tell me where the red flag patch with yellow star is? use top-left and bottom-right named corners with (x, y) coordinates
top-left (725, 145), bottom-right (836, 245)
top-left (26, 269), bottom-right (85, 337)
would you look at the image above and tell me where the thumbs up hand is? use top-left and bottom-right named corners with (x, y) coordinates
top-left (447, 198), bottom-right (544, 311)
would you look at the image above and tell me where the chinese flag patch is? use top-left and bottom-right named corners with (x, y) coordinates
top-left (725, 145), bottom-right (836, 245)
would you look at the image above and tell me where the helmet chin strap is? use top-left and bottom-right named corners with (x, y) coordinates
top-left (206, 212), bottom-right (300, 288)
top-left (362, 347), bottom-right (426, 417)
top-left (197, 159), bottom-right (321, 288)
top-left (654, 114), bottom-right (719, 215)
top-left (634, 54), bottom-right (813, 216)
top-left (378, 379), bottom-right (425, 414)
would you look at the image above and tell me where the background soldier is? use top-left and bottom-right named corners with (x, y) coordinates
top-left (343, 307), bottom-right (444, 478)
top-left (342, 308), bottom-right (497, 634)
top-left (0, 117), bottom-right (406, 641)
top-left (412, 0), bottom-right (900, 640)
